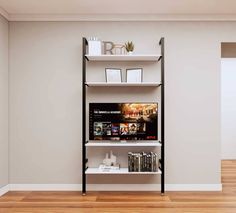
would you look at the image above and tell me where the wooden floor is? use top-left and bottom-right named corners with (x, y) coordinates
top-left (0, 160), bottom-right (236, 213)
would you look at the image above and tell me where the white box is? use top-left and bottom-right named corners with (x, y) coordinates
top-left (88, 40), bottom-right (102, 55)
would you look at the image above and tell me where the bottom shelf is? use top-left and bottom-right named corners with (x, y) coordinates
top-left (85, 168), bottom-right (162, 175)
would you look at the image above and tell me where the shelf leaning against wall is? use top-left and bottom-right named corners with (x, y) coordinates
top-left (81, 37), bottom-right (165, 195)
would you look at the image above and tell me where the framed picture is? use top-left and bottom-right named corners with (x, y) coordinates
top-left (126, 68), bottom-right (143, 83)
top-left (105, 68), bottom-right (122, 83)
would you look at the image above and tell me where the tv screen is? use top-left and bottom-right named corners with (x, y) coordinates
top-left (89, 103), bottom-right (158, 141)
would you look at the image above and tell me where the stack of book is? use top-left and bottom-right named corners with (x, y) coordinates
top-left (128, 152), bottom-right (159, 172)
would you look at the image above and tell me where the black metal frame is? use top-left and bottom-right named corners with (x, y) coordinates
top-left (82, 38), bottom-right (87, 195)
top-left (82, 37), bottom-right (165, 195)
top-left (159, 37), bottom-right (165, 194)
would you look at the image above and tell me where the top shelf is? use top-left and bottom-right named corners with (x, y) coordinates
top-left (85, 54), bottom-right (162, 62)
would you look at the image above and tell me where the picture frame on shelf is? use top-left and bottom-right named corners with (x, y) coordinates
top-left (105, 68), bottom-right (122, 83)
top-left (126, 68), bottom-right (143, 83)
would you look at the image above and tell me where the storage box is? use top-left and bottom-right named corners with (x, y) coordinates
top-left (88, 40), bottom-right (102, 55)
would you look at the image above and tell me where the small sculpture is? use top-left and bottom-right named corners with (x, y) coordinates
top-left (103, 151), bottom-right (117, 166)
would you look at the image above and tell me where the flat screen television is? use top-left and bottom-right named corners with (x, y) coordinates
top-left (89, 103), bottom-right (158, 141)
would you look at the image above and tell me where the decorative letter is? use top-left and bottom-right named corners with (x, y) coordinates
top-left (103, 41), bottom-right (114, 55)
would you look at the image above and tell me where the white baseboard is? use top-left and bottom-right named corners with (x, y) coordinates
top-left (7, 183), bottom-right (222, 192)
top-left (0, 185), bottom-right (9, 196)
top-left (9, 184), bottom-right (81, 191)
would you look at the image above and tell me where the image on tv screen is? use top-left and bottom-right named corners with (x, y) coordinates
top-left (89, 103), bottom-right (158, 141)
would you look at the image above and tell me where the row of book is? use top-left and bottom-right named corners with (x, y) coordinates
top-left (128, 152), bottom-right (159, 172)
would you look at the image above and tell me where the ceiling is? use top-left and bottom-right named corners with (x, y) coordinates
top-left (1, 0), bottom-right (236, 21)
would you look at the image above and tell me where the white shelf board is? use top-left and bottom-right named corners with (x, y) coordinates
top-left (86, 82), bottom-right (161, 87)
top-left (85, 54), bottom-right (161, 61)
top-left (86, 168), bottom-right (162, 175)
top-left (86, 141), bottom-right (161, 147)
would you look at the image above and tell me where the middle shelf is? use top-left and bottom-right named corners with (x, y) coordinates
top-left (86, 141), bottom-right (162, 147)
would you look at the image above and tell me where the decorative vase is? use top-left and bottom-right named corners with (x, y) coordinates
top-left (128, 51), bottom-right (133, 55)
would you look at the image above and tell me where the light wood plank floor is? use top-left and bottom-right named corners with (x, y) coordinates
top-left (0, 160), bottom-right (236, 213)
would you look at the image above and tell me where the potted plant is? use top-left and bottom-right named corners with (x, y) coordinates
top-left (125, 41), bottom-right (134, 55)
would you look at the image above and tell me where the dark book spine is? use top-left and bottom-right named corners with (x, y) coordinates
top-left (156, 154), bottom-right (159, 171)
top-left (133, 153), bottom-right (136, 172)
top-left (150, 153), bottom-right (152, 172)
top-left (135, 154), bottom-right (139, 172)
top-left (140, 154), bottom-right (143, 172)
top-left (128, 152), bottom-right (132, 172)
top-left (133, 154), bottom-right (135, 172)
top-left (151, 152), bottom-right (154, 172)
top-left (153, 153), bottom-right (156, 172)
top-left (157, 155), bottom-right (160, 170)
top-left (148, 153), bottom-right (151, 172)
top-left (138, 154), bottom-right (141, 172)
top-left (144, 154), bottom-right (147, 172)
top-left (142, 153), bottom-right (144, 172)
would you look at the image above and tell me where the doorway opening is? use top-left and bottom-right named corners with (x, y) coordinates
top-left (221, 43), bottom-right (236, 186)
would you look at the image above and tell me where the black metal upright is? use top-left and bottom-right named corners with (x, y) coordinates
top-left (82, 37), bottom-right (87, 195)
top-left (159, 37), bottom-right (165, 194)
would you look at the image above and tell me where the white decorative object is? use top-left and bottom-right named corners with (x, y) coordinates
top-left (99, 164), bottom-right (120, 170)
top-left (88, 37), bottom-right (102, 55)
top-left (105, 68), bottom-right (122, 83)
top-left (102, 151), bottom-right (117, 166)
top-left (126, 68), bottom-right (143, 83)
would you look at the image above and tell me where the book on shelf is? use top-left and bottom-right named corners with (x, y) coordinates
top-left (99, 164), bottom-right (120, 172)
top-left (128, 152), bottom-right (159, 172)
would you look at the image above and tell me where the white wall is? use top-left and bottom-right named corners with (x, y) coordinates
top-left (0, 15), bottom-right (8, 188)
top-left (221, 58), bottom-right (236, 159)
top-left (9, 21), bottom-right (222, 187)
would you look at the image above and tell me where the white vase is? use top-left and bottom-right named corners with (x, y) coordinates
top-left (127, 51), bottom-right (133, 55)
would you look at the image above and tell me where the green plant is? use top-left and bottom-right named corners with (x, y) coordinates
top-left (125, 41), bottom-right (134, 52)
